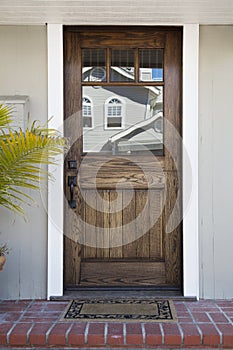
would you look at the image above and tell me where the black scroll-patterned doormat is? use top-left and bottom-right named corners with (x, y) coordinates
top-left (61, 299), bottom-right (177, 322)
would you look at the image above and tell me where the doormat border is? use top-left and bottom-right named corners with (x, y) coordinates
top-left (60, 299), bottom-right (177, 322)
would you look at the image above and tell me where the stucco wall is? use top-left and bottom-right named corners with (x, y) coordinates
top-left (0, 26), bottom-right (48, 299)
top-left (199, 26), bottom-right (233, 298)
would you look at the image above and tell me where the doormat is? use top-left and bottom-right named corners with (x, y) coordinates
top-left (61, 299), bottom-right (177, 322)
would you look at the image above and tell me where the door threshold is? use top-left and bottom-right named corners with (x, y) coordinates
top-left (51, 288), bottom-right (197, 301)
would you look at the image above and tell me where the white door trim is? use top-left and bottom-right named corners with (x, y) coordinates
top-left (47, 24), bottom-right (199, 299)
top-left (47, 24), bottom-right (64, 298)
top-left (183, 24), bottom-right (199, 298)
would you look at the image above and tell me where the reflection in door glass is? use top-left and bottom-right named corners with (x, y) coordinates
top-left (139, 49), bottom-right (163, 82)
top-left (82, 49), bottom-right (106, 82)
top-left (110, 49), bottom-right (135, 82)
top-left (82, 86), bottom-right (163, 155)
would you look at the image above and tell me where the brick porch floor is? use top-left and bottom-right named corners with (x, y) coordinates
top-left (0, 299), bottom-right (233, 348)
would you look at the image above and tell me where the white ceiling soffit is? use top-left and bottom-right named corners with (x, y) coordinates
top-left (0, 0), bottom-right (232, 25)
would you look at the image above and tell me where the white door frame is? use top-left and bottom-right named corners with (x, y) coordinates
top-left (47, 24), bottom-right (199, 299)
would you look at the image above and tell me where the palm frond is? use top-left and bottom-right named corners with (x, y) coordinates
top-left (0, 104), bottom-right (68, 215)
top-left (0, 103), bottom-right (12, 129)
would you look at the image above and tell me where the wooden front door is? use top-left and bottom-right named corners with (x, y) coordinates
top-left (64, 26), bottom-right (182, 289)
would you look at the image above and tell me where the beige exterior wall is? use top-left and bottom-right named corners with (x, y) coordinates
top-left (0, 26), bottom-right (48, 299)
top-left (199, 26), bottom-right (233, 298)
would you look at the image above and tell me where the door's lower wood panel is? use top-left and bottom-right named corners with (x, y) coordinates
top-left (82, 189), bottom-right (164, 260)
top-left (80, 261), bottom-right (166, 286)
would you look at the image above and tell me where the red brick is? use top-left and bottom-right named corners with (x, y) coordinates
top-left (144, 323), bottom-right (162, 346)
top-left (126, 323), bottom-right (143, 345)
top-left (9, 323), bottom-right (32, 346)
top-left (221, 307), bottom-right (233, 312)
top-left (174, 303), bottom-right (188, 312)
top-left (216, 323), bottom-right (233, 347)
top-left (88, 322), bottom-right (105, 346)
top-left (209, 312), bottom-right (229, 323)
top-left (180, 323), bottom-right (201, 346)
top-left (178, 316), bottom-right (194, 323)
top-left (162, 323), bottom-right (182, 346)
top-left (216, 301), bottom-right (233, 308)
top-left (0, 323), bottom-right (14, 345)
top-left (44, 302), bottom-right (69, 311)
top-left (192, 312), bottom-right (210, 323)
top-left (48, 322), bottom-right (70, 346)
top-left (29, 323), bottom-right (52, 346)
top-left (68, 322), bottom-right (87, 346)
top-left (198, 323), bottom-right (220, 346)
top-left (21, 316), bottom-right (60, 323)
top-left (27, 302), bottom-right (45, 311)
top-left (3, 301), bottom-right (31, 311)
top-left (107, 322), bottom-right (124, 346)
top-left (1, 312), bottom-right (22, 322)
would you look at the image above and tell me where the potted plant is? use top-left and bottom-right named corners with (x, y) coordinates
top-left (0, 102), bottom-right (68, 270)
top-left (0, 243), bottom-right (10, 271)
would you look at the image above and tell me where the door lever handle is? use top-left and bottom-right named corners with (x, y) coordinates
top-left (68, 176), bottom-right (77, 208)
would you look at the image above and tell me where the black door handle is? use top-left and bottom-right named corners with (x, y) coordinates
top-left (68, 176), bottom-right (77, 208)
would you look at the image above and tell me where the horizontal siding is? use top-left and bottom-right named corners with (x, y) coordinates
top-left (0, 1), bottom-right (233, 24)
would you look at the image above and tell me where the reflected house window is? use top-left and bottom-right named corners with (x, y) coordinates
top-left (105, 97), bottom-right (124, 129)
top-left (82, 97), bottom-right (93, 128)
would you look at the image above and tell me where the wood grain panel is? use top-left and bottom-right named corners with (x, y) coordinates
top-left (79, 155), bottom-right (166, 189)
top-left (84, 190), bottom-right (97, 258)
top-left (109, 191), bottom-right (123, 258)
top-left (149, 190), bottom-right (164, 260)
top-left (135, 190), bottom-right (150, 259)
top-left (80, 261), bottom-right (166, 286)
top-left (103, 190), bottom-right (110, 258)
top-left (164, 171), bottom-right (182, 285)
top-left (64, 236), bottom-right (81, 286)
top-left (122, 190), bottom-right (137, 258)
top-left (76, 29), bottom-right (166, 49)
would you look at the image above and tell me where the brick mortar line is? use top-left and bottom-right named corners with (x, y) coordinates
top-left (45, 321), bottom-right (56, 345)
top-left (185, 302), bottom-right (203, 345)
top-left (141, 323), bottom-right (146, 346)
top-left (6, 299), bottom-right (35, 346)
top-left (26, 322), bottom-right (34, 345)
top-left (177, 322), bottom-right (184, 346)
top-left (65, 322), bottom-right (73, 346)
top-left (207, 313), bottom-right (223, 345)
top-left (104, 322), bottom-right (108, 345)
top-left (159, 323), bottom-right (164, 345)
top-left (123, 323), bottom-right (126, 345)
top-left (84, 322), bottom-right (89, 345)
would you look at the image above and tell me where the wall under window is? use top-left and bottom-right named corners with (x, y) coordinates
top-left (0, 25), bottom-right (48, 299)
top-left (199, 26), bottom-right (233, 298)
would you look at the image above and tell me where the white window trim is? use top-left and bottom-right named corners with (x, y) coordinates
top-left (104, 96), bottom-right (125, 130)
top-left (82, 96), bottom-right (94, 129)
top-left (47, 24), bottom-right (199, 299)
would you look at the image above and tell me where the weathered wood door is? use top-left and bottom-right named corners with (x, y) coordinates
top-left (64, 27), bottom-right (182, 289)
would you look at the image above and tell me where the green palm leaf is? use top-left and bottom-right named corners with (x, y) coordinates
top-left (0, 104), bottom-right (68, 215)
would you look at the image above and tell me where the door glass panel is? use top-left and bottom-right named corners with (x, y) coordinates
top-left (139, 49), bottom-right (163, 82)
top-left (82, 49), bottom-right (106, 82)
top-left (110, 49), bottom-right (135, 82)
top-left (82, 86), bottom-right (163, 154)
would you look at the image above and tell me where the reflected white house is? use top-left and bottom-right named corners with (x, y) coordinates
top-left (82, 67), bottom-right (163, 154)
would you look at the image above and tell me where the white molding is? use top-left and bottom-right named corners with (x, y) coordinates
top-left (47, 24), bottom-right (199, 299)
top-left (47, 24), bottom-right (64, 299)
top-left (183, 24), bottom-right (199, 298)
